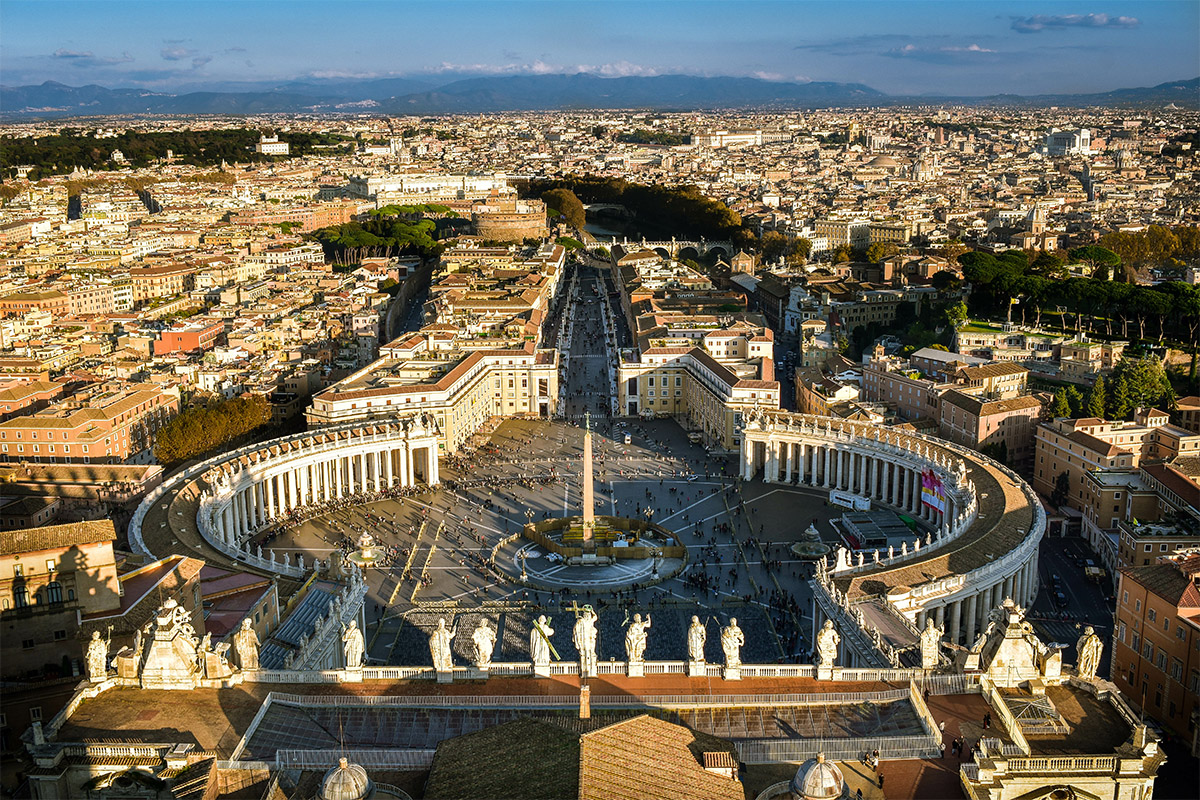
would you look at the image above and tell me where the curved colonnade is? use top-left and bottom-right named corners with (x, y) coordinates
top-left (740, 411), bottom-right (1045, 662)
top-left (130, 416), bottom-right (441, 577)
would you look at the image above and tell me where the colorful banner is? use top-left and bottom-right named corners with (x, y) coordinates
top-left (921, 470), bottom-right (946, 513)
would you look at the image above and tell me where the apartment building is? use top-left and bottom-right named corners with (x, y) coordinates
top-left (862, 356), bottom-right (947, 422)
top-left (1112, 550), bottom-right (1200, 755)
top-left (152, 319), bottom-right (224, 356)
top-left (618, 316), bottom-right (779, 451)
top-left (938, 389), bottom-right (1044, 467)
top-left (306, 332), bottom-right (558, 454)
top-left (1059, 340), bottom-right (1127, 383)
top-left (128, 263), bottom-right (197, 303)
top-left (64, 284), bottom-right (115, 317)
top-left (0, 380), bottom-right (65, 421)
top-left (1177, 396), bottom-right (1200, 435)
top-left (229, 203), bottom-right (357, 233)
top-left (0, 383), bottom-right (180, 465)
top-left (0, 520), bottom-right (121, 677)
top-left (0, 291), bottom-right (70, 319)
top-left (953, 323), bottom-right (1068, 362)
top-left (952, 362), bottom-right (1029, 398)
top-left (1033, 411), bottom-right (1200, 509)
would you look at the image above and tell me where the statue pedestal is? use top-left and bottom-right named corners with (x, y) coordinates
top-left (467, 666), bottom-right (489, 680)
top-left (626, 661), bottom-right (643, 678)
top-left (722, 666), bottom-right (741, 681)
top-left (687, 660), bottom-right (706, 677)
top-left (436, 669), bottom-right (454, 684)
top-left (533, 662), bottom-right (551, 678)
top-left (341, 667), bottom-right (363, 683)
top-left (816, 665), bottom-right (840, 681)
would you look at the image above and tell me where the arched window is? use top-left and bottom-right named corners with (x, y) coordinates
top-left (45, 582), bottom-right (63, 605)
top-left (67, 588), bottom-right (76, 601)
top-left (13, 585), bottom-right (28, 608)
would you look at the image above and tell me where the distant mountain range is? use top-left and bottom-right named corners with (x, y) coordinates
top-left (1, 75), bottom-right (1196, 118)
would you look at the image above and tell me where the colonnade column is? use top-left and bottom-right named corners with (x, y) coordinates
top-left (823, 447), bottom-right (832, 489)
top-left (949, 600), bottom-right (962, 644)
top-left (965, 593), bottom-right (978, 646)
top-left (429, 444), bottom-right (439, 485)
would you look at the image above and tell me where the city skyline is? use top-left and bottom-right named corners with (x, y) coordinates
top-left (2, 0), bottom-right (1197, 97)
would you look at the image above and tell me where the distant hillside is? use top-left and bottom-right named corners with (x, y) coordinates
top-left (1, 75), bottom-right (1196, 118)
top-left (382, 74), bottom-right (887, 113)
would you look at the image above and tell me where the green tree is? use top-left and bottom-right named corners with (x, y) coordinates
top-left (1050, 471), bottom-right (1071, 507)
top-left (931, 271), bottom-right (962, 292)
top-left (865, 242), bottom-right (899, 263)
top-left (761, 231), bottom-right (790, 263)
top-left (1069, 245), bottom-right (1121, 271)
top-left (980, 440), bottom-right (1009, 465)
top-left (787, 237), bottom-right (813, 263)
top-left (541, 188), bottom-right (586, 230)
top-left (1108, 374), bottom-right (1132, 420)
top-left (832, 244), bottom-right (853, 263)
top-left (945, 301), bottom-right (969, 329)
top-left (1065, 385), bottom-right (1084, 417)
top-left (1111, 355), bottom-right (1172, 411)
top-left (1051, 389), bottom-right (1072, 418)
top-left (1086, 376), bottom-right (1106, 418)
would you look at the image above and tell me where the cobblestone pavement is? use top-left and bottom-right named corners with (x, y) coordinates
top-left (265, 264), bottom-right (854, 668)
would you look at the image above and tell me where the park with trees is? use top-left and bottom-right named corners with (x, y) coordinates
top-left (154, 395), bottom-right (272, 468)
top-left (0, 128), bottom-right (350, 179)
top-left (957, 247), bottom-right (1200, 347)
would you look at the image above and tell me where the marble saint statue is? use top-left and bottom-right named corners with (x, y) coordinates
top-left (624, 613), bottom-right (651, 664)
top-left (234, 618), bottom-right (260, 671)
top-left (86, 631), bottom-right (108, 682)
top-left (721, 618), bottom-right (744, 668)
top-left (429, 618), bottom-right (456, 673)
top-left (687, 616), bottom-right (706, 662)
top-left (817, 620), bottom-right (841, 668)
top-left (573, 606), bottom-right (599, 674)
top-left (1076, 625), bottom-right (1104, 680)
top-left (342, 620), bottom-right (364, 669)
top-left (530, 614), bottom-right (554, 667)
top-left (919, 618), bottom-right (943, 670)
top-left (472, 619), bottom-right (496, 669)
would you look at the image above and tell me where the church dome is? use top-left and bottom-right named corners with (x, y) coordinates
top-left (867, 155), bottom-right (899, 168)
top-left (321, 757), bottom-right (372, 800)
top-left (789, 753), bottom-right (846, 800)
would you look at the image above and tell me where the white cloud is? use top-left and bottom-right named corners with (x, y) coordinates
top-left (160, 46), bottom-right (196, 61)
top-left (425, 60), bottom-right (659, 78)
top-left (1011, 13), bottom-right (1140, 33)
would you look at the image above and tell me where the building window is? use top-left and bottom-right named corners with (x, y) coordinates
top-left (28, 707), bottom-right (41, 722)
top-left (53, 629), bottom-right (66, 641)
top-left (21, 638), bottom-right (34, 649)
top-left (1148, 609), bottom-right (1156, 623)
top-left (45, 582), bottom-right (62, 605)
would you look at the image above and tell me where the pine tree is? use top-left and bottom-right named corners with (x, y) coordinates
top-left (1108, 375), bottom-right (1132, 420)
top-left (1086, 376), bottom-right (1106, 418)
top-left (1065, 386), bottom-right (1084, 417)
top-left (1051, 388), bottom-right (1072, 418)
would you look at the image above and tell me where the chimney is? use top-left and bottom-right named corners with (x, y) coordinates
top-left (579, 684), bottom-right (591, 720)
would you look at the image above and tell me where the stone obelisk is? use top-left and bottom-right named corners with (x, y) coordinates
top-left (582, 410), bottom-right (595, 546)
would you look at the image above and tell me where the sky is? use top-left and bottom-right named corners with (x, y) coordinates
top-left (1, 0), bottom-right (1197, 96)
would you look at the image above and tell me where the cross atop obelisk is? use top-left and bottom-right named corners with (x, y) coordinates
top-left (582, 411), bottom-right (595, 542)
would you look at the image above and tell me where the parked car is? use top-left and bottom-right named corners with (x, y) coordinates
top-left (1054, 591), bottom-right (1069, 608)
